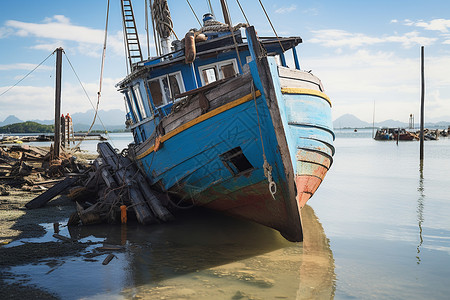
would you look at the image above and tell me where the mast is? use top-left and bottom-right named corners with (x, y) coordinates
top-left (220, 0), bottom-right (232, 26)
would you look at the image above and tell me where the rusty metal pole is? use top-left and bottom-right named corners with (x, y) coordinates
top-left (420, 46), bottom-right (425, 160)
top-left (53, 47), bottom-right (63, 158)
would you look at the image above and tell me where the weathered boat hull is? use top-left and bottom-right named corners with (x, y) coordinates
top-left (132, 55), bottom-right (334, 241)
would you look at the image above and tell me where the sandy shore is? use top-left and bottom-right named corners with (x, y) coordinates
top-left (0, 188), bottom-right (81, 299)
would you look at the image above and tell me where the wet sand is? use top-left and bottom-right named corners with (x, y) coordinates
top-left (0, 191), bottom-right (81, 299)
top-left (0, 189), bottom-right (335, 299)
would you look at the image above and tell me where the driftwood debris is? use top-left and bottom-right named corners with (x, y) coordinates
top-left (71, 142), bottom-right (174, 227)
top-left (25, 177), bottom-right (78, 209)
top-left (0, 145), bottom-right (89, 202)
top-left (1, 142), bottom-right (174, 228)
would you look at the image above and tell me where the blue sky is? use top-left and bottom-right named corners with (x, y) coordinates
top-left (1, 0), bottom-right (450, 124)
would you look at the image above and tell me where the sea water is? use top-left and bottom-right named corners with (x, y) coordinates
top-left (313, 129), bottom-right (450, 299)
top-left (5, 129), bottom-right (450, 299)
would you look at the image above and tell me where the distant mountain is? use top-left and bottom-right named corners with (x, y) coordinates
top-left (376, 119), bottom-right (408, 128)
top-left (1, 109), bottom-right (126, 132)
top-left (0, 115), bottom-right (23, 127)
top-left (333, 113), bottom-right (450, 129)
top-left (333, 114), bottom-right (371, 128)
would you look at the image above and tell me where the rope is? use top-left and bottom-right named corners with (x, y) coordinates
top-left (199, 19), bottom-right (246, 33)
top-left (207, 0), bottom-right (215, 16)
top-left (258, 0), bottom-right (285, 52)
top-left (64, 0), bottom-right (115, 150)
top-left (235, 0), bottom-right (249, 24)
top-left (251, 82), bottom-right (276, 199)
top-left (153, 0), bottom-right (175, 39)
top-left (0, 51), bottom-right (54, 98)
top-left (150, 0), bottom-right (161, 56)
top-left (63, 53), bottom-right (113, 150)
top-left (186, 0), bottom-right (202, 27)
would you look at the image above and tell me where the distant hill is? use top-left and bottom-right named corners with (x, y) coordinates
top-left (0, 121), bottom-right (53, 133)
top-left (333, 114), bottom-right (371, 128)
top-left (0, 115), bottom-right (23, 127)
top-left (333, 113), bottom-right (450, 129)
top-left (1, 109), bottom-right (126, 131)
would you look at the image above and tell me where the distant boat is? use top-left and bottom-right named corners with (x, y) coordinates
top-left (374, 128), bottom-right (416, 141)
top-left (115, 0), bottom-right (335, 241)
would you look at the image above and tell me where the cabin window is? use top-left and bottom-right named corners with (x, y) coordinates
top-left (148, 72), bottom-right (184, 107)
top-left (220, 63), bottom-right (236, 79)
top-left (133, 84), bottom-right (147, 120)
top-left (126, 90), bottom-right (139, 122)
top-left (199, 59), bottom-right (238, 86)
top-left (220, 147), bottom-right (253, 175)
top-left (149, 80), bottom-right (163, 107)
top-left (202, 68), bottom-right (218, 85)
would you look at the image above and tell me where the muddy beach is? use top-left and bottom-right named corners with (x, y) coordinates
top-left (0, 187), bottom-right (335, 299)
top-left (0, 191), bottom-right (82, 299)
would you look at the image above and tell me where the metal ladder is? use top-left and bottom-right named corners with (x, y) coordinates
top-left (121, 0), bottom-right (143, 71)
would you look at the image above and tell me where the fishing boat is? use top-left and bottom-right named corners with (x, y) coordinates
top-left (116, 0), bottom-right (334, 241)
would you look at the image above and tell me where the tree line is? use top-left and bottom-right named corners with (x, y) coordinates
top-left (0, 121), bottom-right (54, 133)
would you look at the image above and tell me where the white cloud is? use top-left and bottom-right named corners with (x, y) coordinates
top-left (3, 16), bottom-right (125, 57)
top-left (0, 77), bottom-right (124, 121)
top-left (309, 29), bottom-right (437, 49)
top-left (301, 50), bottom-right (450, 122)
top-left (408, 18), bottom-right (450, 33)
top-left (275, 5), bottom-right (297, 14)
top-left (0, 63), bottom-right (52, 71)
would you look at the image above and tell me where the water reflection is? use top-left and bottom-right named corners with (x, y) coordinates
top-left (8, 206), bottom-right (335, 299)
top-left (416, 160), bottom-right (425, 264)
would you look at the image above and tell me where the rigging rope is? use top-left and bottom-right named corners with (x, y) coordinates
top-left (235, 0), bottom-right (249, 24)
top-left (63, 53), bottom-right (112, 149)
top-left (186, 0), bottom-right (202, 27)
top-left (0, 51), bottom-right (54, 98)
top-left (66, 0), bottom-right (115, 150)
top-left (207, 0), bottom-right (215, 16)
top-left (152, 0), bottom-right (176, 39)
top-left (257, 0), bottom-right (285, 52)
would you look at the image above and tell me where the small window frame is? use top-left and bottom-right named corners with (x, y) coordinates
top-left (132, 83), bottom-right (147, 120)
top-left (198, 59), bottom-right (238, 86)
top-left (147, 71), bottom-right (185, 108)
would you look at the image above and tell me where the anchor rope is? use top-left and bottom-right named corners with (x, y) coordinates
top-left (251, 82), bottom-right (276, 199)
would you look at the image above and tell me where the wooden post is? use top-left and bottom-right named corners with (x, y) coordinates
top-left (420, 46), bottom-right (425, 160)
top-left (53, 47), bottom-right (63, 158)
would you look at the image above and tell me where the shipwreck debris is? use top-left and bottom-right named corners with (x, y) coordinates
top-left (1, 142), bottom-right (175, 228)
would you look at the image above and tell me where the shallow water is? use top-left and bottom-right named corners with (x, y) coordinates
top-left (5, 206), bottom-right (334, 299)
top-left (312, 129), bottom-right (450, 299)
top-left (5, 129), bottom-right (450, 299)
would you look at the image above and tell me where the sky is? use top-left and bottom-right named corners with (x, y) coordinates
top-left (1, 0), bottom-right (450, 124)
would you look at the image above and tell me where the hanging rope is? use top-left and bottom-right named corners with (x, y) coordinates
top-left (186, 0), bottom-right (202, 27)
top-left (65, 0), bottom-right (114, 150)
top-left (63, 53), bottom-right (113, 149)
top-left (235, 0), bottom-right (249, 24)
top-left (153, 0), bottom-right (176, 39)
top-left (0, 51), bottom-right (54, 98)
top-left (251, 82), bottom-right (276, 199)
top-left (258, 0), bottom-right (285, 52)
top-left (207, 0), bottom-right (215, 16)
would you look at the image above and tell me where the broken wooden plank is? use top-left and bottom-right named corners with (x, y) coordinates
top-left (123, 157), bottom-right (174, 222)
top-left (25, 176), bottom-right (78, 209)
top-left (97, 142), bottom-right (156, 225)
